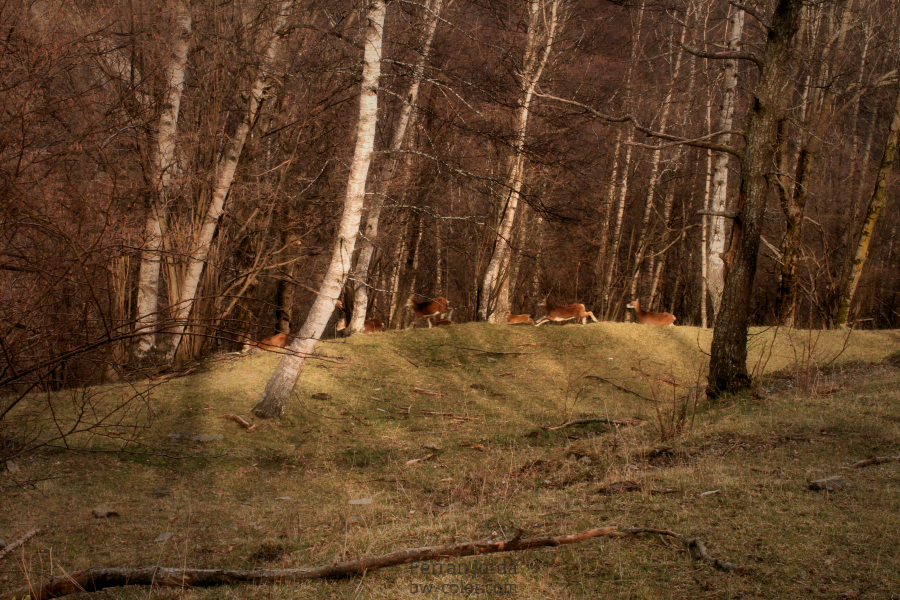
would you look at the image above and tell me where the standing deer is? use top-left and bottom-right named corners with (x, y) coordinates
top-left (626, 299), bottom-right (676, 326)
top-left (534, 298), bottom-right (597, 326)
top-left (242, 332), bottom-right (290, 353)
top-left (407, 296), bottom-right (449, 328)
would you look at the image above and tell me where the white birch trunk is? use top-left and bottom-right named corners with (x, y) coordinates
top-left (349, 0), bottom-right (444, 332)
top-left (164, 1), bottom-right (293, 364)
top-left (478, 0), bottom-right (560, 323)
top-left (253, 0), bottom-right (385, 419)
top-left (706, 8), bottom-right (744, 323)
top-left (133, 0), bottom-right (192, 362)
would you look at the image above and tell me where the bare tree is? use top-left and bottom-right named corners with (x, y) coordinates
top-left (253, 0), bottom-right (386, 419)
top-left (349, 0), bottom-right (444, 333)
top-left (477, 0), bottom-right (562, 323)
top-left (834, 79), bottom-right (900, 327)
top-left (164, 1), bottom-right (295, 365)
top-left (705, 0), bottom-right (804, 396)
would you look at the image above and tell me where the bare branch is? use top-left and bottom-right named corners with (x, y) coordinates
top-left (680, 44), bottom-right (764, 70)
top-left (730, 1), bottom-right (772, 31)
top-left (4, 526), bottom-right (741, 598)
top-left (533, 92), bottom-right (743, 158)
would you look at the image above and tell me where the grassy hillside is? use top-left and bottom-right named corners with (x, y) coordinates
top-left (2, 323), bottom-right (900, 599)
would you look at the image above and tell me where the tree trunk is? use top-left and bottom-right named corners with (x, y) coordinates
top-left (164, 1), bottom-right (293, 365)
top-left (834, 81), bottom-right (900, 327)
top-left (478, 0), bottom-right (560, 323)
top-left (349, 0), bottom-right (443, 333)
top-left (775, 0), bottom-right (852, 326)
top-left (133, 0), bottom-right (191, 362)
top-left (708, 0), bottom-right (802, 397)
top-left (253, 0), bottom-right (385, 419)
top-left (706, 7), bottom-right (744, 324)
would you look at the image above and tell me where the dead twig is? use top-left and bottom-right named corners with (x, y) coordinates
top-left (845, 455), bottom-right (900, 469)
top-left (218, 414), bottom-right (257, 432)
top-left (412, 387), bottom-right (443, 396)
top-left (543, 417), bottom-right (643, 431)
top-left (4, 526), bottom-right (741, 598)
top-left (584, 375), bottom-right (654, 402)
top-left (0, 528), bottom-right (40, 562)
top-left (421, 410), bottom-right (477, 420)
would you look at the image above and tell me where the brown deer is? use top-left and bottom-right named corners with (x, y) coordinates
top-left (507, 313), bottom-right (535, 325)
top-left (534, 298), bottom-right (597, 326)
top-left (433, 308), bottom-right (454, 327)
top-left (407, 296), bottom-right (449, 328)
top-left (626, 299), bottom-right (676, 326)
top-left (364, 318), bottom-right (384, 333)
top-left (242, 332), bottom-right (290, 353)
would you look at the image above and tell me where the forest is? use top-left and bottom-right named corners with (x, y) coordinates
top-left (2, 0), bottom-right (899, 397)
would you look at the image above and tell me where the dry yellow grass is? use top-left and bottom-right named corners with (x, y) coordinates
top-left (1, 323), bottom-right (899, 598)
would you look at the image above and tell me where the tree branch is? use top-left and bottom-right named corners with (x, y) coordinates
top-left (680, 44), bottom-right (764, 70)
top-left (534, 92), bottom-right (744, 158)
top-left (730, 1), bottom-right (772, 31)
top-left (4, 526), bottom-right (741, 599)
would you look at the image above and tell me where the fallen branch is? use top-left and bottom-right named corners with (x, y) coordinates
top-left (543, 417), bottom-right (643, 431)
top-left (4, 526), bottom-right (741, 599)
top-left (412, 387), bottom-right (443, 396)
top-left (421, 410), bottom-right (477, 420)
top-left (584, 375), bottom-right (654, 402)
top-left (0, 528), bottom-right (40, 561)
top-left (218, 414), bottom-right (257, 432)
top-left (623, 527), bottom-right (742, 572)
top-left (845, 455), bottom-right (900, 469)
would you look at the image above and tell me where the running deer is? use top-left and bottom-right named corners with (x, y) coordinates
top-left (335, 300), bottom-right (383, 333)
top-left (433, 308), bottom-right (454, 327)
top-left (242, 332), bottom-right (290, 353)
top-left (534, 298), bottom-right (598, 326)
top-left (407, 296), bottom-right (449, 328)
top-left (507, 313), bottom-right (535, 325)
top-left (626, 299), bottom-right (676, 326)
top-left (364, 318), bottom-right (384, 333)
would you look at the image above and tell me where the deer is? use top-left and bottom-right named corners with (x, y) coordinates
top-left (433, 308), bottom-right (454, 327)
top-left (242, 332), bottom-right (290, 353)
top-left (407, 296), bottom-right (449, 328)
top-left (534, 297), bottom-right (597, 327)
top-left (507, 313), bottom-right (535, 325)
top-left (626, 299), bottom-right (676, 326)
top-left (364, 318), bottom-right (384, 333)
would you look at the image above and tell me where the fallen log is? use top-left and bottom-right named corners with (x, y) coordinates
top-left (4, 526), bottom-right (741, 599)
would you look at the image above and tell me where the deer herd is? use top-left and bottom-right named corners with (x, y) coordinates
top-left (242, 295), bottom-right (676, 352)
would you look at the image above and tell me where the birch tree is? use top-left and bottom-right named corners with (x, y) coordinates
top-left (163, 1), bottom-right (294, 365)
top-left (349, 0), bottom-right (443, 333)
top-left (253, 0), bottom-right (385, 419)
top-left (133, 0), bottom-right (192, 362)
top-left (706, 7), bottom-right (744, 324)
top-left (774, 0), bottom-right (853, 326)
top-left (834, 80), bottom-right (900, 327)
top-left (477, 0), bottom-right (561, 323)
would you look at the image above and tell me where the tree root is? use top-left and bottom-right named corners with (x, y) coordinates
top-left (5, 526), bottom-right (741, 599)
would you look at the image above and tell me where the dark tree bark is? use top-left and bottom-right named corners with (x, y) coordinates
top-left (707, 0), bottom-right (803, 397)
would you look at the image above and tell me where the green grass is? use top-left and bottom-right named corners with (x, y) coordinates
top-left (2, 323), bottom-right (899, 598)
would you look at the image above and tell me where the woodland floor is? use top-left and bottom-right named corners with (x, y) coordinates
top-left (2, 323), bottom-right (900, 599)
